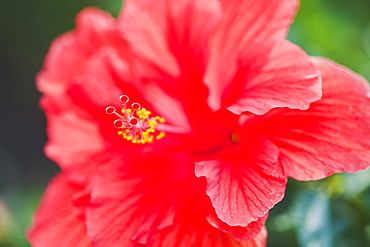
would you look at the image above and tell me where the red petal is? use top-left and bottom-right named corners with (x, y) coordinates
top-left (37, 8), bottom-right (128, 168)
top-left (37, 8), bottom-right (118, 95)
top-left (207, 214), bottom-right (268, 242)
top-left (38, 6), bottom-right (192, 129)
top-left (223, 40), bottom-right (321, 115)
top-left (150, 224), bottom-right (267, 247)
top-left (206, 0), bottom-right (299, 111)
top-left (118, 0), bottom-right (221, 77)
top-left (39, 7), bottom-right (161, 168)
top-left (86, 152), bottom-right (267, 246)
top-left (243, 226), bottom-right (267, 247)
top-left (195, 139), bottom-right (286, 227)
top-left (28, 174), bottom-right (93, 247)
top-left (215, 0), bottom-right (298, 45)
top-left (86, 153), bottom-right (191, 246)
top-left (117, 0), bottom-right (222, 123)
top-left (37, 7), bottom-right (133, 118)
top-left (245, 57), bottom-right (370, 180)
top-left (41, 96), bottom-right (106, 169)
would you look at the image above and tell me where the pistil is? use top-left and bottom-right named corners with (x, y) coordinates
top-left (106, 95), bottom-right (166, 144)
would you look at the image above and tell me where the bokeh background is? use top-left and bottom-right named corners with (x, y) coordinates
top-left (0, 0), bottom-right (370, 246)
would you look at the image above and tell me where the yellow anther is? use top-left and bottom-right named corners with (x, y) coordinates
top-left (106, 95), bottom-right (167, 145)
top-left (156, 132), bottom-right (165, 140)
top-left (147, 120), bottom-right (154, 127)
top-left (148, 136), bottom-right (154, 143)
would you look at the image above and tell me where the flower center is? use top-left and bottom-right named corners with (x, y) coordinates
top-left (106, 95), bottom-right (166, 144)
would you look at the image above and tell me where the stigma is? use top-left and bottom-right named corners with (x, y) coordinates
top-left (106, 95), bottom-right (166, 144)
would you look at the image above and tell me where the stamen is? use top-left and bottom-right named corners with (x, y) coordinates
top-left (106, 95), bottom-right (166, 144)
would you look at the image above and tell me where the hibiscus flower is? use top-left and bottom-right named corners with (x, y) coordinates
top-left (28, 0), bottom-right (370, 246)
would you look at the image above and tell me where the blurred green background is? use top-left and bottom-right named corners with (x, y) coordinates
top-left (0, 0), bottom-right (369, 246)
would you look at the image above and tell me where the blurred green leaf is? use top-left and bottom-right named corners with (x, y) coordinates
top-left (331, 199), bottom-right (367, 247)
top-left (291, 192), bottom-right (333, 247)
top-left (342, 169), bottom-right (370, 197)
top-left (289, 189), bottom-right (370, 247)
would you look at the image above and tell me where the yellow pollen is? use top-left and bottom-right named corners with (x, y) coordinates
top-left (156, 132), bottom-right (166, 140)
top-left (106, 95), bottom-right (166, 144)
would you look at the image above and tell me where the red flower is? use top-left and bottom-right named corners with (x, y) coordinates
top-left (29, 0), bottom-right (370, 246)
